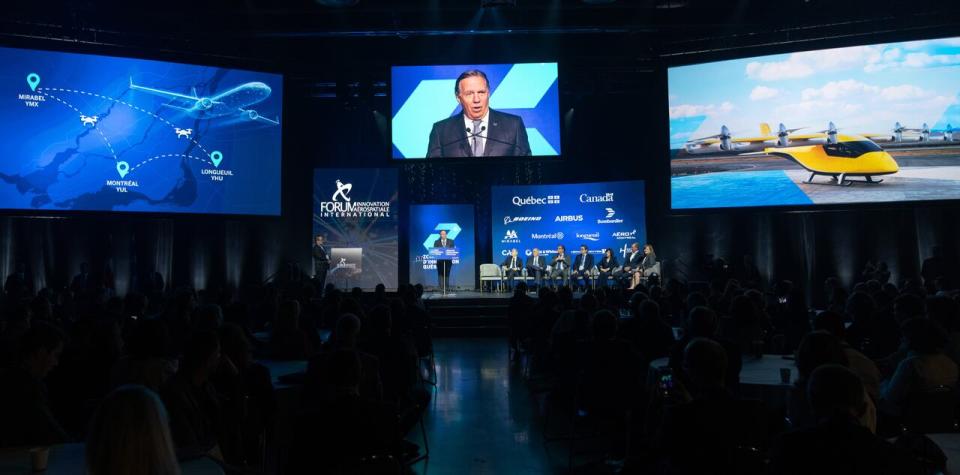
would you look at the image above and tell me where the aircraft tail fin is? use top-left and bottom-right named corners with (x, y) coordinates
top-left (760, 122), bottom-right (771, 137)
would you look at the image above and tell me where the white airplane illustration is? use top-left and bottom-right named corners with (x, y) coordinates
top-left (129, 77), bottom-right (279, 125)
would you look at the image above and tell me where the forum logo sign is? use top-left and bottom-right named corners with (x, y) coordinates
top-left (319, 179), bottom-right (391, 218)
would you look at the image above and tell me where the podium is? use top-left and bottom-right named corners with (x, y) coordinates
top-left (429, 247), bottom-right (459, 295)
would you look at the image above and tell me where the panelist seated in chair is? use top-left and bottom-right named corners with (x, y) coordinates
top-left (623, 243), bottom-right (657, 290)
top-left (550, 244), bottom-right (571, 288)
top-left (597, 248), bottom-right (619, 287)
top-left (571, 245), bottom-right (595, 289)
top-left (501, 248), bottom-right (524, 291)
top-left (617, 242), bottom-right (643, 287)
top-left (525, 248), bottom-right (547, 289)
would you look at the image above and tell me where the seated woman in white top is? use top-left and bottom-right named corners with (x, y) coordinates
top-left (880, 318), bottom-right (959, 416)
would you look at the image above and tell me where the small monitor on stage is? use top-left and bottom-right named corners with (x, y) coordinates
top-left (391, 62), bottom-right (561, 160)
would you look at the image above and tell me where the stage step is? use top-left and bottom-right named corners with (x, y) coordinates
top-left (426, 297), bottom-right (510, 337)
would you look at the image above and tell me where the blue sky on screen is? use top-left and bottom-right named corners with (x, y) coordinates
top-left (668, 37), bottom-right (960, 149)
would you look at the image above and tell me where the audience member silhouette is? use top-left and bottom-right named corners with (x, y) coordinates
top-left (86, 385), bottom-right (180, 475)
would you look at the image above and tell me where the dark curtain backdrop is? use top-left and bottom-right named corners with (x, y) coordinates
top-left (0, 31), bottom-right (957, 304)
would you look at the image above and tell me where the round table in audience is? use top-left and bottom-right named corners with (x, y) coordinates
top-left (927, 433), bottom-right (960, 474)
top-left (0, 443), bottom-right (224, 474)
top-left (649, 354), bottom-right (799, 387)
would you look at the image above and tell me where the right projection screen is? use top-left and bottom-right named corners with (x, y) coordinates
top-left (669, 36), bottom-right (960, 210)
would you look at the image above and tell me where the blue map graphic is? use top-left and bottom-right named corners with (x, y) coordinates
top-left (0, 46), bottom-right (282, 215)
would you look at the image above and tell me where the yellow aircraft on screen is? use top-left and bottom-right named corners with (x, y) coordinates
top-left (760, 126), bottom-right (899, 186)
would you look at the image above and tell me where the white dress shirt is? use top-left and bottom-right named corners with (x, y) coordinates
top-left (463, 111), bottom-right (489, 153)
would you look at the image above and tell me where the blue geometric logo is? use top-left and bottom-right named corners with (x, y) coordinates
top-left (423, 222), bottom-right (461, 251)
top-left (393, 63), bottom-right (560, 158)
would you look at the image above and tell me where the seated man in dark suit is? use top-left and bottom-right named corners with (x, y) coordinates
top-left (500, 248), bottom-right (524, 292)
top-left (570, 245), bottom-right (595, 290)
top-left (657, 338), bottom-right (768, 475)
top-left (426, 70), bottom-right (531, 158)
top-left (617, 242), bottom-right (643, 287)
top-left (770, 364), bottom-right (921, 474)
top-left (525, 248), bottom-right (547, 290)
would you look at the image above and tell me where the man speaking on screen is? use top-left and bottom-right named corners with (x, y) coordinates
top-left (426, 70), bottom-right (532, 158)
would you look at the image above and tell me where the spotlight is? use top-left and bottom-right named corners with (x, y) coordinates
top-left (481, 0), bottom-right (517, 7)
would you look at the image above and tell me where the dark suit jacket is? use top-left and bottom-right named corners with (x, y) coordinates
top-left (598, 256), bottom-right (619, 271)
top-left (433, 238), bottom-right (455, 249)
top-left (501, 255), bottom-right (524, 270)
top-left (526, 255), bottom-right (546, 270)
top-left (641, 252), bottom-right (657, 271)
top-left (624, 251), bottom-right (643, 269)
top-left (769, 415), bottom-right (921, 474)
top-left (573, 254), bottom-right (595, 272)
top-left (552, 254), bottom-right (570, 270)
top-left (426, 109), bottom-right (532, 158)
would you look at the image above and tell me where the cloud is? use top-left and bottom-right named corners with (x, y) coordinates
top-left (669, 101), bottom-right (734, 119)
top-left (749, 86), bottom-right (779, 101)
top-left (903, 52), bottom-right (960, 68)
top-left (800, 80), bottom-right (930, 102)
top-left (746, 45), bottom-right (882, 81)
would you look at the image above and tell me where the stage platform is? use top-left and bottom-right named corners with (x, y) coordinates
top-left (421, 289), bottom-right (587, 336)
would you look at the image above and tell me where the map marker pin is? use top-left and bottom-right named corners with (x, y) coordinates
top-left (116, 161), bottom-right (130, 178)
top-left (210, 151), bottom-right (223, 168)
top-left (26, 73), bottom-right (40, 92)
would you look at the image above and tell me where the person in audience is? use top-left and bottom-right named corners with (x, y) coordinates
top-left (657, 338), bottom-right (768, 474)
top-left (111, 318), bottom-right (177, 392)
top-left (507, 283), bottom-right (535, 360)
top-left (921, 245), bottom-right (948, 288)
top-left (788, 331), bottom-right (868, 431)
top-left (813, 310), bottom-right (882, 401)
top-left (927, 295), bottom-right (960, 366)
top-left (161, 330), bottom-right (223, 460)
top-left (86, 385), bottom-right (180, 475)
top-left (288, 350), bottom-right (402, 472)
top-left (668, 306), bottom-right (742, 389)
top-left (267, 299), bottom-right (312, 360)
top-left (771, 365), bottom-right (920, 474)
top-left (845, 290), bottom-right (900, 360)
top-left (306, 313), bottom-right (382, 404)
top-left (880, 317), bottom-right (959, 416)
top-left (623, 297), bottom-right (674, 361)
top-left (0, 322), bottom-right (68, 447)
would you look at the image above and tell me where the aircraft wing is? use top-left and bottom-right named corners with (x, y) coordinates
top-left (786, 133), bottom-right (826, 140)
top-left (240, 109), bottom-right (280, 126)
top-left (731, 135), bottom-right (776, 144)
top-left (129, 77), bottom-right (200, 102)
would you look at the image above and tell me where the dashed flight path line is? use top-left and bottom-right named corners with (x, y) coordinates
top-left (128, 154), bottom-right (212, 174)
top-left (40, 90), bottom-right (118, 162)
top-left (38, 86), bottom-right (213, 157)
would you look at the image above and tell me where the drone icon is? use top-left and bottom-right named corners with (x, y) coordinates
top-left (174, 128), bottom-right (193, 139)
top-left (79, 115), bottom-right (98, 127)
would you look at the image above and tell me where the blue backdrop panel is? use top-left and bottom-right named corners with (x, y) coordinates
top-left (491, 181), bottom-right (647, 262)
top-left (391, 63), bottom-right (560, 159)
top-left (0, 45), bottom-right (282, 215)
top-left (313, 168), bottom-right (399, 289)
top-left (409, 204), bottom-right (476, 290)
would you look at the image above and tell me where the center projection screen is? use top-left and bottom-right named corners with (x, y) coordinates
top-left (391, 62), bottom-right (561, 159)
top-left (669, 36), bottom-right (960, 210)
top-left (491, 180), bottom-right (647, 262)
top-left (0, 45), bottom-right (282, 215)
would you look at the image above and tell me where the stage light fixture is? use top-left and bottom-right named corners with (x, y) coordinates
top-left (481, 0), bottom-right (518, 7)
top-left (316, 0), bottom-right (359, 6)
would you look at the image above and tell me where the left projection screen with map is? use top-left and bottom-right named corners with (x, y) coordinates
top-left (0, 46), bottom-right (282, 215)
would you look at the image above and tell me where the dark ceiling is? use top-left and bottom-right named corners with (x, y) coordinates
top-left (4, 0), bottom-right (959, 66)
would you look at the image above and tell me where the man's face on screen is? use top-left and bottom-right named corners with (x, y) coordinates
top-left (457, 76), bottom-right (490, 120)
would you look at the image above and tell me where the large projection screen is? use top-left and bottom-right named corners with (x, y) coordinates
top-left (392, 62), bottom-right (561, 160)
top-left (0, 46), bottom-right (283, 215)
top-left (669, 36), bottom-right (960, 210)
top-left (491, 180), bottom-right (647, 262)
